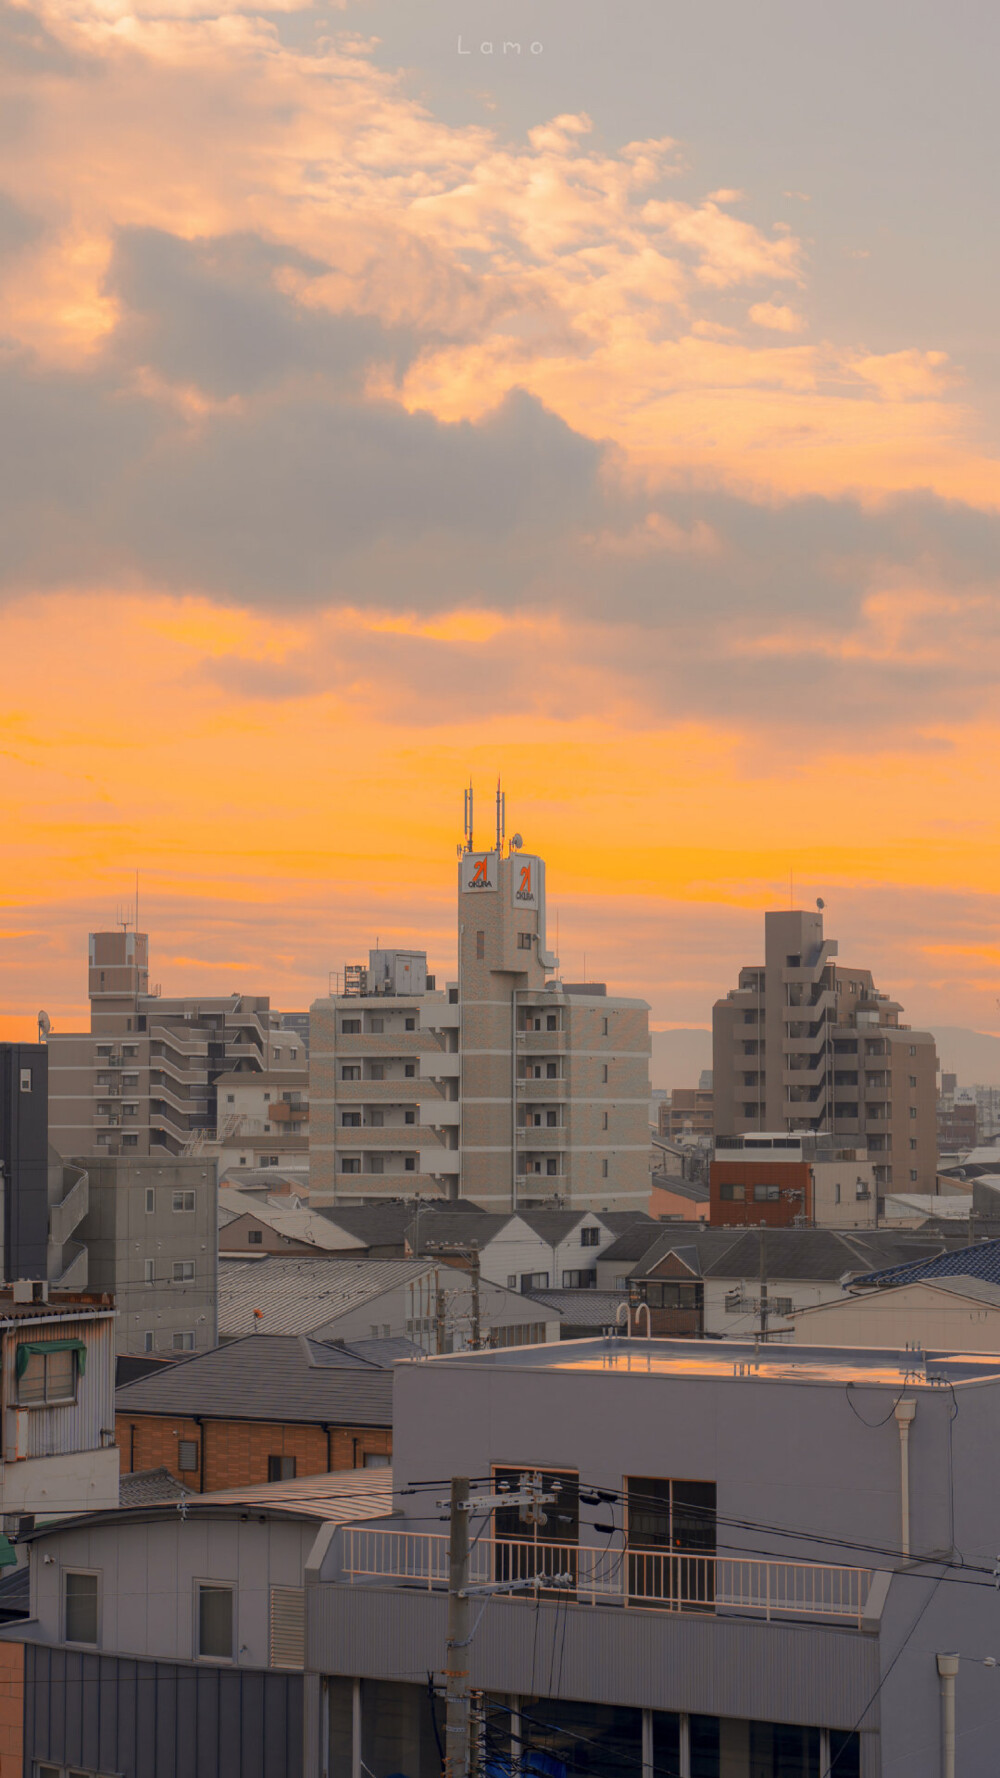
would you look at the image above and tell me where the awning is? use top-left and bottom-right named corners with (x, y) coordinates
top-left (15, 1338), bottom-right (87, 1379)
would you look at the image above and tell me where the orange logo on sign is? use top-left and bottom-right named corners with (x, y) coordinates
top-left (519, 864), bottom-right (532, 894)
top-left (472, 858), bottom-right (489, 885)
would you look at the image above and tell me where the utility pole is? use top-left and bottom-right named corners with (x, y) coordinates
top-left (436, 1287), bottom-right (448, 1356)
top-left (470, 1249), bottom-right (481, 1351)
top-left (444, 1477), bottom-right (471, 1778)
top-left (425, 1243), bottom-right (483, 1351)
top-left (758, 1224), bottom-right (769, 1342)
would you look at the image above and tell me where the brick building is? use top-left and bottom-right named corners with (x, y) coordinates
top-left (115, 1333), bottom-right (404, 1491)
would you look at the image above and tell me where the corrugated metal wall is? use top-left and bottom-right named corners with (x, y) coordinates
top-left (2, 1312), bottom-right (117, 1461)
top-left (24, 1643), bottom-right (304, 1778)
top-left (308, 1586), bottom-right (880, 1731)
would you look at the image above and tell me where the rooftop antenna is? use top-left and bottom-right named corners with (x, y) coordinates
top-left (495, 778), bottom-right (505, 854)
top-left (463, 781), bottom-right (475, 854)
top-left (135, 868), bottom-right (140, 936)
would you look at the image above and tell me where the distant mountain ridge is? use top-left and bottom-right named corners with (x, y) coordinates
top-left (651, 1025), bottom-right (1000, 1091)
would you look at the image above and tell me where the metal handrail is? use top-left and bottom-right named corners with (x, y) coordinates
top-left (340, 1527), bottom-right (871, 1626)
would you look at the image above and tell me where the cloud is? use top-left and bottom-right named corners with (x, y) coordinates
top-left (748, 301), bottom-right (805, 333)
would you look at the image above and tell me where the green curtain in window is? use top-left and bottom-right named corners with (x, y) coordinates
top-left (14, 1338), bottom-right (87, 1380)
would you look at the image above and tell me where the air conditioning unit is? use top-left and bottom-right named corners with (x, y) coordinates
top-left (12, 1279), bottom-right (48, 1305)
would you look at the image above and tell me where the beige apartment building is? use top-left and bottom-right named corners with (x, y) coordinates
top-left (713, 909), bottom-right (938, 1194)
top-left (310, 842), bottom-right (652, 1212)
top-left (47, 930), bottom-right (306, 1160)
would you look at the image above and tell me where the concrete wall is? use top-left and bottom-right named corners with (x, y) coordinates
top-left (77, 1156), bottom-right (218, 1357)
top-left (789, 1282), bottom-right (1000, 1351)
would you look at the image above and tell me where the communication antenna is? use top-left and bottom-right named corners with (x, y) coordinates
top-left (816, 897), bottom-right (825, 911)
top-left (463, 781), bottom-right (475, 854)
top-left (511, 833), bottom-right (523, 852)
top-left (495, 778), bottom-right (505, 854)
top-left (37, 1010), bottom-right (51, 1044)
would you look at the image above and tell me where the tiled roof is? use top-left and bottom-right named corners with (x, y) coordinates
top-left (524, 1289), bottom-right (629, 1327)
top-left (25, 1471), bottom-right (395, 1538)
top-left (312, 1200), bottom-right (485, 1248)
top-left (852, 1236), bottom-right (1000, 1291)
top-left (627, 1226), bottom-right (959, 1283)
top-left (216, 1255), bottom-right (436, 1338)
top-left (114, 1331), bottom-right (415, 1422)
top-left (120, 1466), bottom-right (192, 1505)
top-left (219, 1188), bottom-right (368, 1252)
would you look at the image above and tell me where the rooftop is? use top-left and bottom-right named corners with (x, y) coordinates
top-left (116, 1331), bottom-right (417, 1422)
top-left (217, 1254), bottom-right (437, 1337)
top-left (852, 1235), bottom-right (1000, 1291)
top-left (25, 1469), bottom-right (394, 1537)
top-left (416, 1334), bottom-right (1000, 1390)
top-left (218, 1188), bottom-right (367, 1252)
top-left (0, 1290), bottom-right (115, 1324)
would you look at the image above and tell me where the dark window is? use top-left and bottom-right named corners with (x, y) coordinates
top-left (546, 1063), bottom-right (558, 1079)
top-left (404, 1064), bottom-right (416, 1078)
top-left (718, 1183), bottom-right (745, 1201)
top-left (64, 1571), bottom-right (99, 1644)
top-left (518, 932), bottom-right (532, 950)
top-left (18, 1347), bottom-right (77, 1406)
top-left (404, 1157), bottom-right (416, 1171)
top-left (626, 1476), bottom-right (716, 1607)
top-left (520, 1273), bottom-right (549, 1290)
top-left (546, 1014), bottom-right (557, 1031)
top-left (581, 1227), bottom-right (600, 1247)
top-left (341, 1159), bottom-right (361, 1174)
top-left (476, 931), bottom-right (485, 960)
top-left (753, 1183), bottom-right (780, 1202)
top-left (493, 1465), bottom-right (579, 1592)
top-left (404, 1111), bottom-right (416, 1124)
top-left (342, 1111), bottom-right (361, 1127)
top-left (197, 1584), bottom-right (233, 1660)
top-left (341, 1020), bottom-right (361, 1034)
top-left (268, 1455), bottom-right (296, 1481)
top-left (248, 1229), bottom-right (263, 1245)
top-left (405, 1018), bottom-right (416, 1031)
top-left (178, 1441), bottom-right (199, 1472)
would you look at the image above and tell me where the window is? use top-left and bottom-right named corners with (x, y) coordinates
top-left (268, 1455), bottom-right (296, 1481)
top-left (173, 1332), bottom-right (195, 1352)
top-left (123, 1044), bottom-right (138, 1058)
top-left (17, 1345), bottom-right (79, 1405)
top-left (364, 1452), bottom-right (390, 1469)
top-left (404, 1064), bottom-right (416, 1078)
top-left (581, 1227), bottom-right (600, 1247)
top-left (602, 1161), bottom-right (609, 1178)
top-left (341, 1159), bottom-right (361, 1173)
top-left (64, 1571), bottom-right (99, 1645)
top-left (909, 1075), bottom-right (917, 1088)
top-left (910, 1169), bottom-right (918, 1182)
top-left (368, 1109), bottom-right (384, 1127)
top-left (520, 1273), bottom-right (549, 1290)
top-left (144, 1187), bottom-right (155, 1213)
top-left (122, 1134), bottom-right (138, 1148)
top-left (172, 1191), bottom-right (195, 1211)
top-left (178, 1440), bottom-right (199, 1471)
top-left (718, 1183), bottom-right (745, 1201)
top-left (123, 1073), bottom-right (138, 1087)
top-left (546, 1062), bottom-right (558, 1079)
top-left (518, 932), bottom-right (532, 950)
top-left (753, 1184), bottom-right (780, 1202)
top-left (546, 1014), bottom-right (557, 1031)
top-left (144, 1259), bottom-right (154, 1284)
top-left (248, 1229), bottom-right (263, 1245)
top-left (404, 1157), bottom-right (416, 1171)
top-left (909, 1045), bottom-right (917, 1057)
top-left (507, 1275), bottom-right (517, 1288)
top-left (562, 1269), bottom-right (595, 1288)
top-left (405, 1017), bottom-right (416, 1030)
top-left (909, 1107), bottom-right (917, 1120)
top-left (273, 1049), bottom-right (281, 1061)
top-left (602, 1017), bottom-right (609, 1035)
top-left (743, 1072), bottom-right (757, 1087)
top-left (369, 1017), bottom-right (384, 1034)
top-left (197, 1584), bottom-right (234, 1660)
top-left (226, 1093), bottom-right (235, 1104)
top-left (909, 1138), bottom-right (917, 1150)
top-left (602, 1065), bottom-right (609, 1083)
top-left (143, 1331), bottom-right (154, 1353)
top-left (341, 1065), bottom-right (360, 1081)
top-left (546, 1158), bottom-right (558, 1176)
top-left (342, 1112), bottom-right (362, 1127)
top-left (834, 1183), bottom-right (841, 1204)
top-left (367, 1156), bottom-right (384, 1174)
top-left (476, 931), bottom-right (485, 959)
top-left (341, 1019), bottom-right (361, 1035)
top-left (173, 1261), bottom-right (195, 1282)
top-left (123, 1103), bottom-right (138, 1116)
top-left (546, 1111), bottom-right (558, 1128)
top-left (19, 1068), bottom-right (31, 1092)
top-left (263, 1092), bottom-right (271, 1103)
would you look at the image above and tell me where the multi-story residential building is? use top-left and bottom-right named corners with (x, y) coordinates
top-left (47, 928), bottom-right (305, 1160)
top-left (407, 1206), bottom-right (651, 1291)
top-left (0, 1285), bottom-right (118, 1523)
top-left (660, 1075), bottom-right (714, 1141)
top-left (310, 832), bottom-right (651, 1212)
top-left (936, 1086), bottom-right (977, 1151)
top-left (76, 1156), bottom-right (218, 1358)
top-left (2, 1042), bottom-right (93, 1292)
top-left (713, 909), bottom-right (938, 1195)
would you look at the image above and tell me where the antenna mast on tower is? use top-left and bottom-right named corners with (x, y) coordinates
top-left (495, 779), bottom-right (505, 854)
top-left (463, 781), bottom-right (475, 854)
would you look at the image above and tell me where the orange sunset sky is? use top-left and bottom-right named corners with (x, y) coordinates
top-left (3, 0), bottom-right (1000, 1054)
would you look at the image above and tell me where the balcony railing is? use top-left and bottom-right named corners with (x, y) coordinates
top-left (340, 1527), bottom-right (871, 1627)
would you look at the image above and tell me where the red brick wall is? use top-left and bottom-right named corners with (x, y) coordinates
top-left (710, 1160), bottom-right (812, 1227)
top-left (116, 1414), bottom-right (392, 1490)
top-left (0, 1639), bottom-right (23, 1778)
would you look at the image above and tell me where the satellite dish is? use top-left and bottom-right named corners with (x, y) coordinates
top-left (816, 898), bottom-right (825, 911)
top-left (37, 1010), bottom-right (51, 1042)
top-left (511, 833), bottom-right (523, 850)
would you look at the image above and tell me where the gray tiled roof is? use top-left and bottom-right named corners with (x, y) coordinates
top-left (312, 1200), bottom-right (486, 1248)
top-left (628, 1226), bottom-right (960, 1284)
top-left (852, 1236), bottom-right (1000, 1291)
top-left (524, 1289), bottom-right (629, 1327)
top-left (120, 1466), bottom-right (192, 1506)
top-left (114, 1332), bottom-right (409, 1423)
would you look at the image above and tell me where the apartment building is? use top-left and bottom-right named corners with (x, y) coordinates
top-left (47, 929), bottom-right (305, 1160)
top-left (310, 834), bottom-right (651, 1212)
top-left (0, 1286), bottom-right (119, 1522)
top-left (713, 909), bottom-right (938, 1195)
top-left (660, 1075), bottom-right (714, 1141)
top-left (76, 1156), bottom-right (218, 1358)
top-left (710, 1133), bottom-right (878, 1229)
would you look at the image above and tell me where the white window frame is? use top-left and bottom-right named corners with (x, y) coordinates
top-left (62, 1567), bottom-right (100, 1648)
top-left (194, 1579), bottom-right (235, 1663)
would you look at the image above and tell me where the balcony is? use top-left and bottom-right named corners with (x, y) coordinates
top-left (339, 1527), bottom-right (871, 1629)
top-left (516, 1031), bottom-right (567, 1053)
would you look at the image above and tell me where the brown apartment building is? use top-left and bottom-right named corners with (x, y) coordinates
top-left (713, 909), bottom-right (938, 1195)
top-left (115, 1332), bottom-right (398, 1491)
top-left (47, 929), bottom-right (306, 1159)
